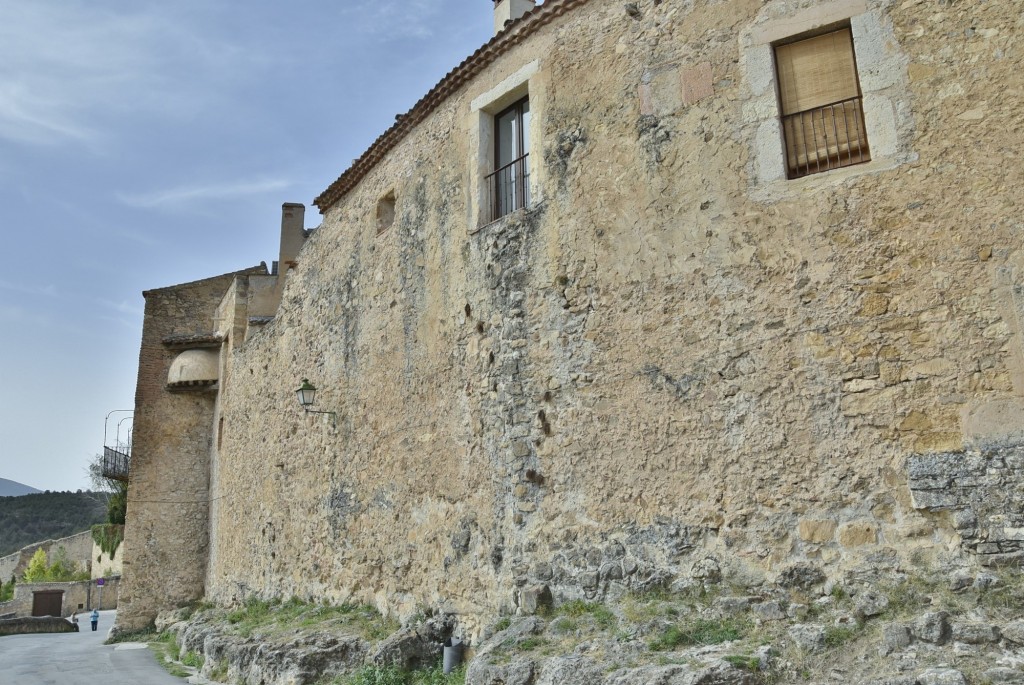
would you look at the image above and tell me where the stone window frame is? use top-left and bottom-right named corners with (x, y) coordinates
top-left (741, 0), bottom-right (915, 201)
top-left (468, 59), bottom-right (542, 232)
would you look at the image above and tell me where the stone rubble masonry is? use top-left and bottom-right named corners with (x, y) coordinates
top-left (0, 530), bottom-right (97, 583)
top-left (908, 445), bottom-right (1024, 566)
top-left (1, 577), bottom-right (121, 619)
top-left (120, 0), bottom-right (1024, 637)
top-left (117, 267), bottom-right (267, 631)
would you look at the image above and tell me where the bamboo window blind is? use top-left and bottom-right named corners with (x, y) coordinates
top-left (775, 28), bottom-right (870, 178)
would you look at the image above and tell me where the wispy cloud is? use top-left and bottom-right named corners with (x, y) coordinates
top-left (115, 178), bottom-right (293, 210)
top-left (0, 1), bottom-right (265, 149)
top-left (97, 298), bottom-right (144, 318)
top-left (337, 1), bottom-right (442, 40)
top-left (0, 280), bottom-right (59, 298)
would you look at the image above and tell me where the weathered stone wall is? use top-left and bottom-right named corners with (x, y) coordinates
top-left (0, 530), bottom-right (99, 582)
top-left (92, 540), bottom-right (123, 579)
top-left (176, 0), bottom-right (1019, 635)
top-left (909, 445), bottom-right (1024, 567)
top-left (5, 578), bottom-right (121, 618)
top-left (117, 269), bottom-right (265, 631)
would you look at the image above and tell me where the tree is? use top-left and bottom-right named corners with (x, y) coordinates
top-left (0, 575), bottom-right (14, 602)
top-left (85, 453), bottom-right (128, 525)
top-left (46, 547), bottom-right (74, 581)
top-left (23, 548), bottom-right (49, 582)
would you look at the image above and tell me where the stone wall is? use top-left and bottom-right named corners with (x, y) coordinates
top-left (91, 540), bottom-right (123, 579)
top-left (5, 578), bottom-right (120, 618)
top-left (0, 530), bottom-right (99, 582)
top-left (122, 0), bottom-right (1024, 634)
top-left (116, 268), bottom-right (266, 631)
top-left (909, 443), bottom-right (1024, 567)
top-left (0, 617), bottom-right (76, 636)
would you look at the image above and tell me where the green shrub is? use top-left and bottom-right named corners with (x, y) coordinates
top-left (493, 617), bottom-right (511, 633)
top-left (550, 617), bottom-right (578, 634)
top-left (649, 618), bottom-right (745, 651)
top-left (723, 655), bottom-right (761, 672)
top-left (181, 650), bottom-right (204, 669)
top-left (517, 637), bottom-right (547, 652)
top-left (823, 625), bottom-right (860, 648)
top-left (0, 576), bottom-right (14, 602)
top-left (105, 626), bottom-right (157, 644)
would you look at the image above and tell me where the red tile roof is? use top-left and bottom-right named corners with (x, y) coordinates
top-left (313, 0), bottom-right (593, 212)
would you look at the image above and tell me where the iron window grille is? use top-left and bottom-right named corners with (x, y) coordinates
top-left (484, 96), bottom-right (531, 223)
top-left (775, 28), bottom-right (871, 179)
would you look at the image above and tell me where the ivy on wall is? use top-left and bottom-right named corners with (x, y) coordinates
top-left (91, 524), bottom-right (125, 558)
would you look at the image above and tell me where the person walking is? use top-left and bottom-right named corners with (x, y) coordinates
top-left (90, 608), bottom-right (99, 632)
top-left (71, 612), bottom-right (79, 632)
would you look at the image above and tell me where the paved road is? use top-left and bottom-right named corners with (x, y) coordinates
top-left (0, 610), bottom-right (185, 685)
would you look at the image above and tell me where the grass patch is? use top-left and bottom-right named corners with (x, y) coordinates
top-left (334, 664), bottom-right (466, 685)
top-left (550, 616), bottom-right (578, 634)
top-left (106, 626), bottom-right (158, 644)
top-left (210, 658), bottom-right (229, 681)
top-left (723, 654), bottom-right (761, 672)
top-left (180, 650), bottom-right (204, 669)
top-left (517, 636), bottom-right (548, 652)
top-left (823, 625), bottom-right (860, 649)
top-left (222, 597), bottom-right (398, 641)
top-left (649, 618), bottom-right (745, 651)
top-left (554, 600), bottom-right (618, 630)
top-left (493, 617), bottom-right (511, 633)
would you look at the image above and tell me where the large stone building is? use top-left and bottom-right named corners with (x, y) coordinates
top-left (116, 0), bottom-right (1024, 635)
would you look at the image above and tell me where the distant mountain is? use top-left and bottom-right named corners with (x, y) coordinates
top-left (0, 479), bottom-right (41, 497)
top-left (0, 491), bottom-right (106, 557)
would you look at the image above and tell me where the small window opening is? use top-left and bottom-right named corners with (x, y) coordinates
top-left (775, 27), bottom-right (870, 179)
top-left (376, 191), bottom-right (396, 234)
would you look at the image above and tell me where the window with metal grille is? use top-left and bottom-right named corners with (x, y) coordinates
top-left (485, 96), bottom-right (530, 222)
top-left (775, 27), bottom-right (870, 179)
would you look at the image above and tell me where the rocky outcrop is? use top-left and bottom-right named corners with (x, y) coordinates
top-left (158, 562), bottom-right (1024, 685)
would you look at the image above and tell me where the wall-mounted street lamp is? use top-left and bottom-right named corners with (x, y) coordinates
top-left (296, 378), bottom-right (336, 428)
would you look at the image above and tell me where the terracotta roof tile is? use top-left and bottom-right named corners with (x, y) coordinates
top-left (313, 0), bottom-right (593, 212)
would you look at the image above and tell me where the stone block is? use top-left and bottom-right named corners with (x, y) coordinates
top-left (753, 600), bottom-right (786, 621)
top-left (788, 624), bottom-right (826, 653)
top-left (798, 518), bottom-right (836, 543)
top-left (984, 668), bottom-right (1024, 684)
top-left (855, 590), bottom-right (889, 618)
top-left (912, 611), bottom-right (951, 645)
top-left (881, 623), bottom-right (912, 653)
top-left (910, 490), bottom-right (960, 510)
top-left (519, 585), bottom-right (552, 616)
top-left (680, 63), bottom-right (714, 106)
top-left (917, 669), bottom-right (967, 685)
top-left (1001, 619), bottom-right (1024, 645)
top-left (951, 622), bottom-right (999, 644)
top-left (838, 521), bottom-right (878, 547)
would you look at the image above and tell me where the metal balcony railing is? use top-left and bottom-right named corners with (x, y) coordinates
top-left (781, 96), bottom-right (870, 179)
top-left (102, 445), bottom-right (130, 482)
top-left (484, 153), bottom-right (530, 224)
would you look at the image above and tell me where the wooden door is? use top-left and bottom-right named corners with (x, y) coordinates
top-left (31, 591), bottom-right (63, 617)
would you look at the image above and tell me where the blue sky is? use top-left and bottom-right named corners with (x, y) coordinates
top-left (0, 0), bottom-right (498, 491)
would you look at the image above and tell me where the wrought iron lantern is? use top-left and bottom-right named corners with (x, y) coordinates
top-left (295, 378), bottom-right (336, 427)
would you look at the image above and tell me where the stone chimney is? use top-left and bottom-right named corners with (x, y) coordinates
top-left (279, 203), bottom-right (306, 275)
top-left (493, 0), bottom-right (536, 35)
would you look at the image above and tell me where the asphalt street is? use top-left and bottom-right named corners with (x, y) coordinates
top-left (0, 611), bottom-right (184, 685)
